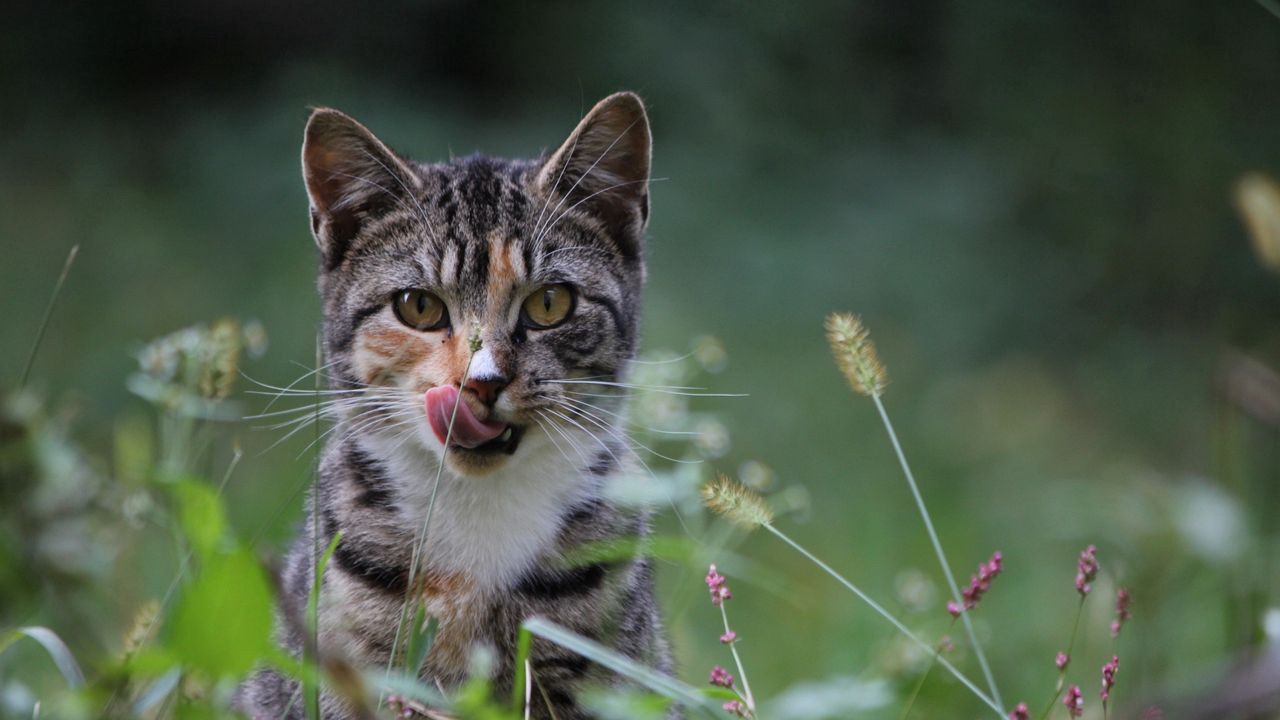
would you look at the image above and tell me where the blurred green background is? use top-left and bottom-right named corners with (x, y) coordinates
top-left (3, 2), bottom-right (1280, 717)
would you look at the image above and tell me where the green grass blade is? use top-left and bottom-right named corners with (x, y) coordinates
top-left (405, 611), bottom-right (438, 681)
top-left (521, 617), bottom-right (729, 718)
top-left (306, 530), bottom-right (344, 720)
top-left (511, 626), bottom-right (533, 709)
top-left (1, 626), bottom-right (86, 689)
top-left (18, 245), bottom-right (79, 390)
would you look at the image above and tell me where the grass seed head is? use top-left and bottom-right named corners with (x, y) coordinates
top-left (825, 312), bottom-right (887, 397)
top-left (701, 474), bottom-right (773, 529)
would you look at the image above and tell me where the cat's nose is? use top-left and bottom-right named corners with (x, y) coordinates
top-left (464, 347), bottom-right (509, 406)
top-left (464, 375), bottom-right (508, 406)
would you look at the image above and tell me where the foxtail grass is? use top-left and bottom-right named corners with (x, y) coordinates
top-left (701, 476), bottom-right (1004, 718)
top-left (826, 312), bottom-right (1004, 712)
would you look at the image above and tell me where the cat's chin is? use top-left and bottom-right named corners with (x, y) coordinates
top-left (442, 425), bottom-right (526, 476)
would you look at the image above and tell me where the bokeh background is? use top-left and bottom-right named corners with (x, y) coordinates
top-left (3, 2), bottom-right (1280, 718)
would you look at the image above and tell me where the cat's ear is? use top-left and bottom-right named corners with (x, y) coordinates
top-left (301, 108), bottom-right (419, 265)
top-left (536, 92), bottom-right (652, 255)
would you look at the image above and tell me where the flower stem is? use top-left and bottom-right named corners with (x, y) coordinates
top-left (899, 619), bottom-right (956, 720)
top-left (871, 394), bottom-right (1004, 712)
top-left (720, 603), bottom-right (755, 712)
top-left (762, 524), bottom-right (1003, 718)
top-left (382, 343), bottom-right (477, 704)
top-left (1039, 596), bottom-right (1085, 720)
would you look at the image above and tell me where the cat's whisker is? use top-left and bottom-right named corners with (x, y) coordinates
top-left (628, 352), bottom-right (696, 365)
top-left (549, 382), bottom-right (747, 399)
top-left (302, 406), bottom-right (419, 460)
top-left (554, 399), bottom-right (701, 466)
top-left (557, 394), bottom-right (700, 438)
top-left (243, 359), bottom-right (347, 412)
top-left (540, 406), bottom-right (621, 471)
top-left (541, 403), bottom-right (698, 539)
top-left (533, 410), bottom-right (588, 472)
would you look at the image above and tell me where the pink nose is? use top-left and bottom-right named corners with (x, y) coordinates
top-left (465, 375), bottom-right (508, 406)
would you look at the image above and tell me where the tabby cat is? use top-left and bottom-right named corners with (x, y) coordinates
top-left (238, 93), bottom-right (676, 718)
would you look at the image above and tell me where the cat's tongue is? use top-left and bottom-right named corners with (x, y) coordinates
top-left (424, 385), bottom-right (507, 449)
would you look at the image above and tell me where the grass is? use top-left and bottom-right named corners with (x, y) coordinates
top-left (0, 240), bottom-right (1275, 720)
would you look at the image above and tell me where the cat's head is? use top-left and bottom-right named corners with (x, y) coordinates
top-left (302, 93), bottom-right (651, 476)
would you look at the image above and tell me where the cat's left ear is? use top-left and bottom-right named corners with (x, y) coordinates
top-left (536, 92), bottom-right (652, 256)
top-left (301, 108), bottom-right (420, 266)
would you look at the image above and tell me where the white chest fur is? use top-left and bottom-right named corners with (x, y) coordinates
top-left (358, 428), bottom-right (594, 593)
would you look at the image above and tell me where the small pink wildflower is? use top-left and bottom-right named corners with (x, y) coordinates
top-left (1111, 587), bottom-right (1132, 637)
top-left (948, 551), bottom-right (1003, 616)
top-left (706, 564), bottom-right (732, 606)
top-left (938, 635), bottom-right (954, 653)
top-left (1076, 545), bottom-right (1098, 596)
top-left (723, 699), bottom-right (750, 717)
top-left (1008, 702), bottom-right (1030, 720)
top-left (720, 630), bottom-right (737, 644)
top-left (709, 665), bottom-right (735, 689)
top-left (1101, 655), bottom-right (1120, 702)
top-left (1063, 685), bottom-right (1084, 717)
top-left (1056, 651), bottom-right (1070, 671)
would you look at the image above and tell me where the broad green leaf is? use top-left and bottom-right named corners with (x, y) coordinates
top-left (169, 545), bottom-right (273, 677)
top-left (173, 479), bottom-right (226, 557)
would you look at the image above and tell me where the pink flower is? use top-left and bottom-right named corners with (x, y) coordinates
top-left (706, 564), bottom-right (733, 606)
top-left (720, 630), bottom-right (737, 644)
top-left (1101, 655), bottom-right (1120, 702)
top-left (948, 551), bottom-right (1003, 616)
top-left (1063, 685), bottom-right (1084, 717)
top-left (1056, 652), bottom-right (1070, 671)
top-left (1075, 545), bottom-right (1098, 596)
top-left (1111, 587), bottom-right (1132, 637)
top-left (1008, 702), bottom-right (1030, 720)
top-left (709, 665), bottom-right (734, 689)
top-left (723, 700), bottom-right (749, 717)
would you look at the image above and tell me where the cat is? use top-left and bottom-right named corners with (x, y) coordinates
top-left (237, 92), bottom-right (679, 719)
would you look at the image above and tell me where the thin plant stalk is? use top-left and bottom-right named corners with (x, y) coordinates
top-left (18, 245), bottom-right (79, 390)
top-left (1039, 597), bottom-right (1085, 720)
top-left (898, 619), bottom-right (956, 720)
top-left (307, 337), bottom-right (323, 720)
top-left (719, 603), bottom-right (755, 712)
top-left (761, 524), bottom-right (1004, 718)
top-left (382, 337), bottom-right (478, 702)
top-left (871, 393), bottom-right (1003, 712)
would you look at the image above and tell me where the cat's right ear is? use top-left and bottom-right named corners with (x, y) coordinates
top-left (301, 108), bottom-right (419, 266)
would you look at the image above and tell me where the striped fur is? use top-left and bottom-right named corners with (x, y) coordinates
top-left (238, 93), bottom-right (680, 719)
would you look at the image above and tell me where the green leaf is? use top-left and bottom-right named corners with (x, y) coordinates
top-left (405, 611), bottom-right (438, 681)
top-left (0, 626), bottom-right (85, 688)
top-left (521, 617), bottom-right (730, 718)
top-left (169, 545), bottom-right (273, 677)
top-left (173, 478), bottom-right (226, 557)
top-left (306, 531), bottom-right (343, 720)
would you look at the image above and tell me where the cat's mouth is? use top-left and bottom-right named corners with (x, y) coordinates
top-left (424, 385), bottom-right (523, 456)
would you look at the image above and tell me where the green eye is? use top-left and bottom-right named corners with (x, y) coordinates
top-left (393, 289), bottom-right (449, 331)
top-left (521, 284), bottom-right (574, 328)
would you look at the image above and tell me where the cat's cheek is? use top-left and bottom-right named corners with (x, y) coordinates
top-left (351, 327), bottom-right (441, 386)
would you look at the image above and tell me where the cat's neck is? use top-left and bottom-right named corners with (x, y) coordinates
top-left (351, 429), bottom-right (601, 592)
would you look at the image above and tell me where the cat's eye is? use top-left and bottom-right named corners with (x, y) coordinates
top-left (521, 284), bottom-right (574, 329)
top-left (393, 289), bottom-right (449, 331)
